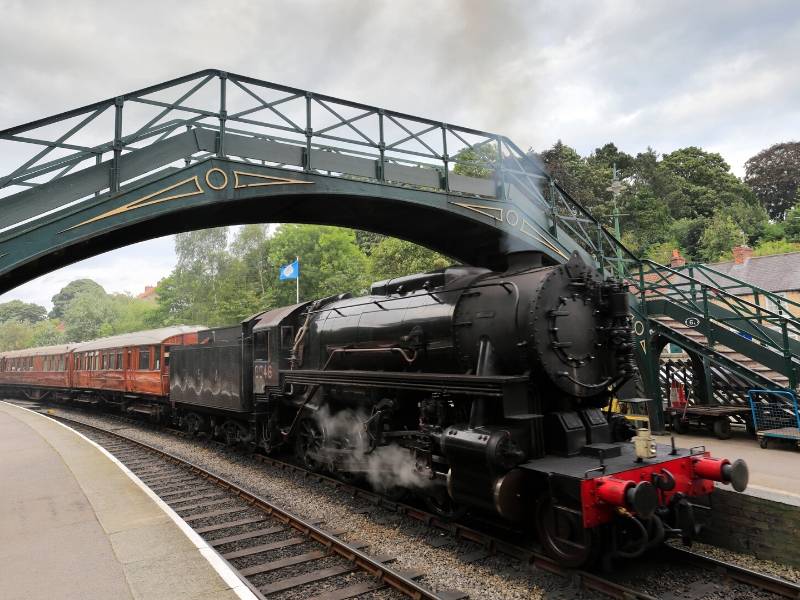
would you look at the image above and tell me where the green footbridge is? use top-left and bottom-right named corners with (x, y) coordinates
top-left (1, 69), bottom-right (797, 431)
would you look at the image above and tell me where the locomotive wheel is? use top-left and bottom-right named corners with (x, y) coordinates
top-left (295, 419), bottom-right (325, 471)
top-left (182, 412), bottom-right (203, 436)
top-left (534, 497), bottom-right (596, 568)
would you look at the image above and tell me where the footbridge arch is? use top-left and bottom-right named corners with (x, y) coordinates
top-left (0, 69), bottom-right (625, 293)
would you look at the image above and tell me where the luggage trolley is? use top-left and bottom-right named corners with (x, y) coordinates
top-left (748, 389), bottom-right (800, 450)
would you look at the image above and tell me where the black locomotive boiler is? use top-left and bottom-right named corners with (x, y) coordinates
top-left (170, 252), bottom-right (749, 566)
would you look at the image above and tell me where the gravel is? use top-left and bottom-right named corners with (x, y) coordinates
top-left (32, 402), bottom-right (800, 600)
top-left (38, 404), bottom-right (579, 599)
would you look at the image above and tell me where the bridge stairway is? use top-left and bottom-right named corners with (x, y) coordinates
top-left (650, 314), bottom-right (791, 390)
top-left (631, 260), bottom-right (800, 422)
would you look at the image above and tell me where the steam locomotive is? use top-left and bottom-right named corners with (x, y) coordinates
top-left (0, 251), bottom-right (749, 566)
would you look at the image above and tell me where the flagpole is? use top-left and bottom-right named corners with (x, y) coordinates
top-left (296, 256), bottom-right (299, 303)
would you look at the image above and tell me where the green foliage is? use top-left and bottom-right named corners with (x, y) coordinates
top-left (645, 240), bottom-right (683, 264)
top-left (717, 200), bottom-right (769, 245)
top-left (744, 142), bottom-right (800, 220)
top-left (785, 203), bottom-right (800, 242)
top-left (50, 279), bottom-right (105, 319)
top-left (268, 224), bottom-right (370, 306)
top-left (354, 230), bottom-right (387, 255)
top-left (0, 320), bottom-right (35, 351)
top-left (753, 239), bottom-right (800, 256)
top-left (29, 319), bottom-right (66, 347)
top-left (698, 214), bottom-right (746, 262)
top-left (369, 237), bottom-right (451, 281)
top-left (0, 299), bottom-right (47, 323)
top-left (658, 147), bottom-right (756, 219)
top-left (63, 289), bottom-right (116, 342)
top-left (453, 142), bottom-right (498, 179)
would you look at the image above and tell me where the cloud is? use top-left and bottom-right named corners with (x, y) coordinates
top-left (2, 0), bottom-right (800, 302)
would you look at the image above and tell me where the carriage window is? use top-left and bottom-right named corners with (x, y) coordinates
top-left (139, 347), bottom-right (150, 370)
top-left (154, 347), bottom-right (160, 370)
top-left (101, 353), bottom-right (107, 370)
top-left (117, 352), bottom-right (123, 370)
top-left (254, 331), bottom-right (270, 361)
top-left (281, 326), bottom-right (294, 350)
top-left (109, 352), bottom-right (116, 370)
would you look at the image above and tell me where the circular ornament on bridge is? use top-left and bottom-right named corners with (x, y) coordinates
top-left (633, 320), bottom-right (645, 336)
top-left (205, 167), bottom-right (229, 190)
top-left (505, 209), bottom-right (520, 226)
top-left (684, 317), bottom-right (701, 328)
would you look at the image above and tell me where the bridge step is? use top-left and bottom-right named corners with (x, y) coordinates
top-left (652, 315), bottom-right (791, 387)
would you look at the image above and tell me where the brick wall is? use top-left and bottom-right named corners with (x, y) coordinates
top-left (699, 487), bottom-right (800, 567)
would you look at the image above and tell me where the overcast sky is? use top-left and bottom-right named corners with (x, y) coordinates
top-left (1, 0), bottom-right (799, 308)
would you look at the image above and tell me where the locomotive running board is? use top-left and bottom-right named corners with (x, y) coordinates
top-left (282, 369), bottom-right (528, 398)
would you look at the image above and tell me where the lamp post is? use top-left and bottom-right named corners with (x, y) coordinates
top-left (606, 163), bottom-right (625, 278)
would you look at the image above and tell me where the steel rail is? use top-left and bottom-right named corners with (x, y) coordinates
top-left (36, 406), bottom-right (658, 600)
top-left (664, 546), bottom-right (800, 599)
top-left (43, 411), bottom-right (441, 600)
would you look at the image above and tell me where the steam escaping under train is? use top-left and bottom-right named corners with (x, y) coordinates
top-left (0, 252), bottom-right (749, 566)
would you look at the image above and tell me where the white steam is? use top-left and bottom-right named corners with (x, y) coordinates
top-left (312, 405), bottom-right (431, 492)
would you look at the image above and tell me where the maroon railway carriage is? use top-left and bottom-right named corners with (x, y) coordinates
top-left (0, 343), bottom-right (74, 399)
top-left (0, 326), bottom-right (204, 412)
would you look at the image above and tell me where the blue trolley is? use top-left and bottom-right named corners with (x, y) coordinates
top-left (748, 389), bottom-right (800, 450)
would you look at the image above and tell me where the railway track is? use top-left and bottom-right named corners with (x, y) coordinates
top-left (26, 402), bottom-right (800, 600)
top-left (41, 411), bottom-right (455, 600)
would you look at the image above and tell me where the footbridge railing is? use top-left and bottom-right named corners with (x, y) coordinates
top-left (0, 69), bottom-right (634, 279)
top-left (633, 260), bottom-right (800, 392)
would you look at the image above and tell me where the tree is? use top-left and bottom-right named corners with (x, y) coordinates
top-left (785, 202), bottom-right (800, 242)
top-left (30, 320), bottom-right (66, 347)
top-left (50, 279), bottom-right (105, 319)
top-left (659, 147), bottom-right (756, 219)
top-left (0, 319), bottom-right (34, 351)
top-left (717, 200), bottom-right (769, 246)
top-left (62, 290), bottom-right (115, 342)
top-left (354, 230), bottom-right (387, 255)
top-left (744, 142), bottom-right (800, 220)
top-left (0, 299), bottom-right (47, 323)
top-left (453, 142), bottom-right (498, 179)
top-left (369, 238), bottom-right (451, 280)
top-left (268, 224), bottom-right (370, 306)
top-left (698, 214), bottom-right (746, 262)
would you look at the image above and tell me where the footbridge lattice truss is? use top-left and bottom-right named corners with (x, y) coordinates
top-left (0, 69), bottom-right (624, 291)
top-left (1, 69), bottom-right (798, 428)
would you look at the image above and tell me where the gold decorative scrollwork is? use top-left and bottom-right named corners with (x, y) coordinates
top-left (59, 167), bottom-right (314, 233)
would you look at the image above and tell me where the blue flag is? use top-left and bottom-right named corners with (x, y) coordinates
top-left (279, 259), bottom-right (299, 280)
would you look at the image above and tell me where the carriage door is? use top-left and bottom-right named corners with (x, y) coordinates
top-left (253, 330), bottom-right (277, 393)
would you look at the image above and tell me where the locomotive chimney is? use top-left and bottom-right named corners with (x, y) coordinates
top-left (505, 251), bottom-right (543, 271)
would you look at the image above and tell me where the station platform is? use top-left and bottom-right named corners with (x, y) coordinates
top-left (655, 428), bottom-right (800, 501)
top-left (0, 401), bottom-right (256, 600)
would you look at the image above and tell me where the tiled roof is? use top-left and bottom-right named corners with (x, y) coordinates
top-left (707, 252), bottom-right (800, 293)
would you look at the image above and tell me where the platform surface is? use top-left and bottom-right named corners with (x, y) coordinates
top-left (656, 428), bottom-right (800, 501)
top-left (0, 401), bottom-right (255, 600)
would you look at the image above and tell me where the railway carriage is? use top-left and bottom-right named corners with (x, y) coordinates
top-left (0, 326), bottom-right (204, 412)
top-left (0, 344), bottom-right (73, 398)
